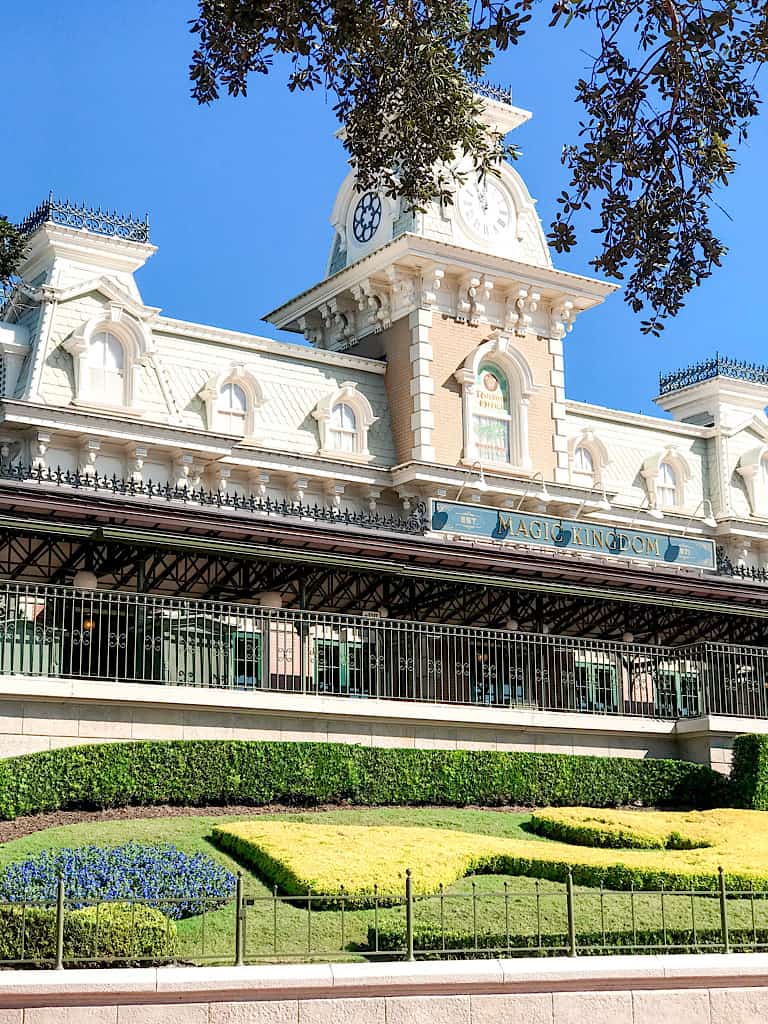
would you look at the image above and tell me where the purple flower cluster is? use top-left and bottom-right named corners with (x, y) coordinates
top-left (0, 843), bottom-right (235, 920)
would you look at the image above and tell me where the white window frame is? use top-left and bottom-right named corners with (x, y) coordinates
top-left (656, 462), bottom-right (678, 509)
top-left (87, 331), bottom-right (126, 407)
top-left (64, 310), bottom-right (153, 412)
top-left (641, 448), bottom-right (691, 512)
top-left (568, 431), bottom-right (609, 487)
top-left (313, 382), bottom-right (377, 461)
top-left (202, 365), bottom-right (262, 439)
top-left (454, 336), bottom-right (539, 472)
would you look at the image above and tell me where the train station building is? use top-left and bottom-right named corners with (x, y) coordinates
top-left (1, 85), bottom-right (767, 772)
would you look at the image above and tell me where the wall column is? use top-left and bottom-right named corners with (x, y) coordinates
top-left (409, 308), bottom-right (435, 461)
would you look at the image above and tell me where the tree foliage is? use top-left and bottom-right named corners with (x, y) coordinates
top-left (189, 1), bottom-right (767, 333)
top-left (0, 217), bottom-right (26, 299)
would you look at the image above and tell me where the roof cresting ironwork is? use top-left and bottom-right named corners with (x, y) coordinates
top-left (17, 192), bottom-right (150, 243)
top-left (659, 354), bottom-right (768, 395)
top-left (467, 76), bottom-right (513, 105)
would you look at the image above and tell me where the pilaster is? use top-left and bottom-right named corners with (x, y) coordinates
top-left (408, 308), bottom-right (435, 462)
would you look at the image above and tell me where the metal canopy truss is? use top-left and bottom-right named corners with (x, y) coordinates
top-left (0, 523), bottom-right (764, 647)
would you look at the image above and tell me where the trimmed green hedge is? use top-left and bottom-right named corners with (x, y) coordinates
top-left (729, 734), bottom-right (768, 809)
top-left (0, 740), bottom-right (725, 820)
top-left (370, 923), bottom-right (765, 958)
top-left (0, 902), bottom-right (177, 965)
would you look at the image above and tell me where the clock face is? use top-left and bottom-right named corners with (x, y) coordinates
top-left (458, 178), bottom-right (513, 241)
top-left (352, 192), bottom-right (382, 244)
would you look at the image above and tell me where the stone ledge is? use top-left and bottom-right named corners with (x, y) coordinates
top-left (0, 675), bottom-right (679, 739)
top-left (3, 956), bottom-right (768, 1009)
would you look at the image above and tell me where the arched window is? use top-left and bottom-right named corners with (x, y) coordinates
top-left (473, 363), bottom-right (511, 464)
top-left (217, 382), bottom-right (248, 435)
top-left (573, 446), bottom-right (594, 476)
top-left (329, 403), bottom-right (357, 453)
top-left (87, 331), bottom-right (125, 405)
top-left (657, 462), bottom-right (678, 508)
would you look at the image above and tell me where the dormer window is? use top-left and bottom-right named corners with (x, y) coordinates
top-left (313, 382), bottom-right (377, 461)
top-left (329, 402), bottom-right (357, 453)
top-left (64, 312), bottom-right (153, 413)
top-left (657, 462), bottom-right (678, 509)
top-left (201, 365), bottom-right (262, 440)
top-left (88, 331), bottom-right (125, 406)
top-left (217, 381), bottom-right (248, 436)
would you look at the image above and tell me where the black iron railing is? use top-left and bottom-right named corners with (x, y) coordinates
top-left (17, 193), bottom-right (150, 243)
top-left (659, 354), bottom-right (768, 395)
top-left (1, 581), bottom-right (767, 720)
top-left (1, 866), bottom-right (766, 967)
top-left (0, 462), bottom-right (428, 535)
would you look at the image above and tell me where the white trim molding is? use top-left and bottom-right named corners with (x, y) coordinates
top-left (454, 334), bottom-right (540, 471)
top-left (63, 307), bottom-right (155, 413)
top-left (737, 444), bottom-right (768, 516)
top-left (313, 380), bottom-right (377, 461)
top-left (568, 429), bottom-right (610, 487)
top-left (201, 363), bottom-right (264, 440)
top-left (641, 446), bottom-right (692, 510)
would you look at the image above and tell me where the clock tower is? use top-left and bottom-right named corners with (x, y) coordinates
top-left (324, 93), bottom-right (551, 277)
top-left (266, 82), bottom-right (614, 497)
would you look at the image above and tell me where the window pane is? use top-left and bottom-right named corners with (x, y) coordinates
top-left (475, 364), bottom-right (510, 414)
top-left (331, 403), bottom-right (356, 431)
top-left (88, 332), bottom-right (124, 372)
top-left (474, 415), bottom-right (510, 463)
top-left (657, 463), bottom-right (677, 507)
top-left (574, 446), bottom-right (593, 474)
top-left (330, 428), bottom-right (355, 453)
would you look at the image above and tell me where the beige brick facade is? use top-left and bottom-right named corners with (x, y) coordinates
top-left (362, 313), bottom-right (559, 474)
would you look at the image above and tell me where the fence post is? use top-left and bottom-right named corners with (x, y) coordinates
top-left (234, 872), bottom-right (244, 966)
top-left (719, 866), bottom-right (730, 954)
top-left (405, 869), bottom-right (415, 962)
top-left (55, 876), bottom-right (65, 970)
top-left (566, 870), bottom-right (577, 957)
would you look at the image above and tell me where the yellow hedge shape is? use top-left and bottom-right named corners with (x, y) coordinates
top-left (213, 811), bottom-right (768, 903)
top-left (212, 821), bottom-right (507, 903)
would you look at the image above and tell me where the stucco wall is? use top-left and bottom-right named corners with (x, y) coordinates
top-left (3, 956), bottom-right (768, 1023)
top-left (0, 674), bottom-right (752, 771)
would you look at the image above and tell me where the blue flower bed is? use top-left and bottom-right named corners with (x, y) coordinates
top-left (0, 843), bottom-right (236, 919)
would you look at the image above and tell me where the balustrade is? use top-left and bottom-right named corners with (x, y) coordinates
top-left (0, 582), bottom-right (765, 720)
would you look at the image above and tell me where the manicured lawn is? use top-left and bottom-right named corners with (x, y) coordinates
top-left (1, 807), bottom-right (766, 962)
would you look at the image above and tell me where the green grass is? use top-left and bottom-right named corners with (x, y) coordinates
top-left (1, 808), bottom-right (765, 962)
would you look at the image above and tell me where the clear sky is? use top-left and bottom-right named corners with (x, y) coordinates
top-left (3, 1), bottom-right (766, 415)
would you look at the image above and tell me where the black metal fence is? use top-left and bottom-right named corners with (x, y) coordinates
top-left (1, 581), bottom-right (767, 720)
top-left (2, 868), bottom-right (768, 968)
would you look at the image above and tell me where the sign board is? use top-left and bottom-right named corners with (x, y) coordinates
top-left (430, 499), bottom-right (717, 571)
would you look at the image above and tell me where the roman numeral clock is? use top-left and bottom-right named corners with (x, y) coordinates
top-left (457, 177), bottom-right (514, 243)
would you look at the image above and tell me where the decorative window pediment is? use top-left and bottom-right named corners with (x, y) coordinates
top-left (641, 447), bottom-right (691, 511)
top-left (201, 364), bottom-right (263, 438)
top-left (454, 335), bottom-right (539, 471)
top-left (737, 445), bottom-right (768, 516)
top-left (568, 430), bottom-right (609, 486)
top-left (313, 381), bottom-right (377, 460)
top-left (64, 308), bottom-right (154, 411)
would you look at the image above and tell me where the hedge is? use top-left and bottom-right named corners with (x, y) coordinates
top-left (729, 734), bottom-right (768, 809)
top-left (0, 902), bottom-right (177, 965)
top-left (370, 923), bottom-right (766, 959)
top-left (0, 740), bottom-right (726, 821)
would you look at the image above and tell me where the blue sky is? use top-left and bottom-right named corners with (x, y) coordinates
top-left (3, 1), bottom-right (766, 415)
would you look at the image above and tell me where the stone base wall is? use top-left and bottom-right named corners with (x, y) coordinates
top-left (0, 674), bottom-right (761, 771)
top-left (2, 956), bottom-right (768, 1023)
